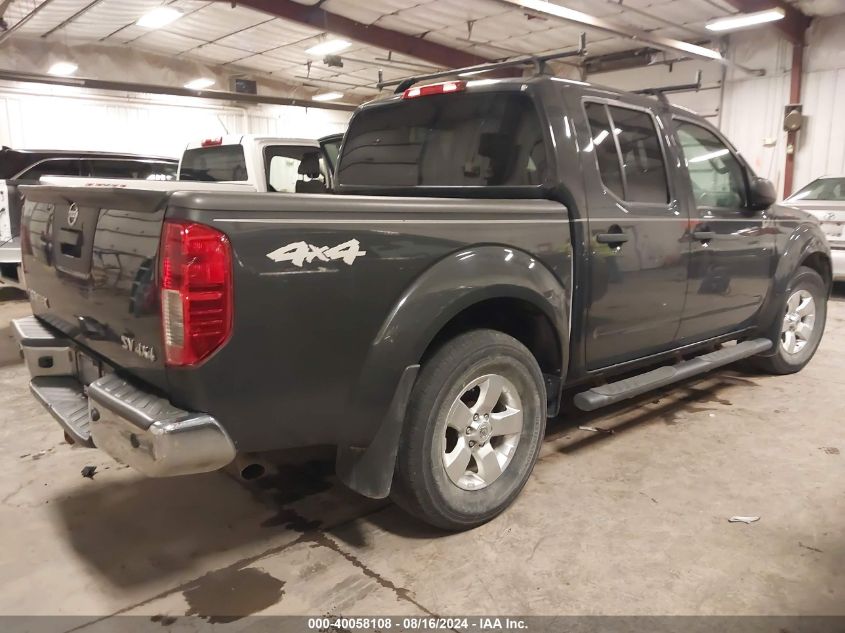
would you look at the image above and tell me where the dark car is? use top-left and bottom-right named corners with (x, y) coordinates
top-left (13, 74), bottom-right (830, 530)
top-left (0, 147), bottom-right (177, 286)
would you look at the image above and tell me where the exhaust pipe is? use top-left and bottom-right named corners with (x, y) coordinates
top-left (231, 453), bottom-right (269, 481)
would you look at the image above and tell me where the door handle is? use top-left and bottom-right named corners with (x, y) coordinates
top-left (692, 230), bottom-right (716, 242)
top-left (596, 232), bottom-right (629, 245)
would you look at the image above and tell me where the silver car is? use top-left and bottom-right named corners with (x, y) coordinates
top-left (786, 176), bottom-right (845, 280)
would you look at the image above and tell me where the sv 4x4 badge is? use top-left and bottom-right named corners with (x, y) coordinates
top-left (266, 239), bottom-right (366, 267)
top-left (121, 335), bottom-right (157, 362)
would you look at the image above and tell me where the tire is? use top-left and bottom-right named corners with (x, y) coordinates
top-left (391, 329), bottom-right (547, 531)
top-left (752, 266), bottom-right (827, 374)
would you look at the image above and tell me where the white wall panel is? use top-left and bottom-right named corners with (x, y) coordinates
top-left (721, 14), bottom-right (845, 196)
top-left (0, 81), bottom-right (351, 157)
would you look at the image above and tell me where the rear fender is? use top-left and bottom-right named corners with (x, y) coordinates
top-left (337, 245), bottom-right (570, 498)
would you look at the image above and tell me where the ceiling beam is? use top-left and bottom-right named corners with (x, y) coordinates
top-left (0, 69), bottom-right (357, 111)
top-left (0, 0), bottom-right (58, 45)
top-left (722, 0), bottom-right (810, 45)
top-left (224, 0), bottom-right (496, 69)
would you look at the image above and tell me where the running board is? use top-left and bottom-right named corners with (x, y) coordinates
top-left (573, 338), bottom-right (773, 412)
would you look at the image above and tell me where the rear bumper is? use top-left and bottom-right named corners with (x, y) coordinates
top-left (831, 246), bottom-right (845, 281)
top-left (12, 315), bottom-right (236, 477)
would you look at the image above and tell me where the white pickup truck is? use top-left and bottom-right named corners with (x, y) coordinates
top-left (177, 133), bottom-right (343, 192)
top-left (1, 133), bottom-right (344, 287)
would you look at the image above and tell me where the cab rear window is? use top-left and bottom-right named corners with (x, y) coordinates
top-left (337, 92), bottom-right (548, 187)
top-left (180, 145), bottom-right (247, 182)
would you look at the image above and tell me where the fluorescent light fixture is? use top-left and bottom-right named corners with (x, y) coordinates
top-left (672, 40), bottom-right (722, 60)
top-left (137, 7), bottom-right (183, 28)
top-left (185, 78), bottom-right (215, 90)
top-left (516, 0), bottom-right (595, 24)
top-left (311, 91), bottom-right (343, 102)
top-left (48, 61), bottom-right (78, 76)
top-left (305, 39), bottom-right (351, 56)
top-left (706, 9), bottom-right (785, 32)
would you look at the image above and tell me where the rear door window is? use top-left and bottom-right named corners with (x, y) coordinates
top-left (180, 145), bottom-right (248, 181)
top-left (585, 103), bottom-right (624, 198)
top-left (584, 102), bottom-right (670, 204)
top-left (337, 92), bottom-right (548, 187)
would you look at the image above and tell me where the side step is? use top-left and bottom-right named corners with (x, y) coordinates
top-left (573, 338), bottom-right (772, 412)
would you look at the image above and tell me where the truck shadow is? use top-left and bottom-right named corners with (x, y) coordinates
top-left (50, 463), bottom-right (380, 589)
top-left (49, 369), bottom-right (760, 587)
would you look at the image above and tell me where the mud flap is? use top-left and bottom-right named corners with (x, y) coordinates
top-left (335, 365), bottom-right (419, 499)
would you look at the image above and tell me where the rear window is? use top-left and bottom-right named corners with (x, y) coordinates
top-left (180, 145), bottom-right (247, 182)
top-left (337, 92), bottom-right (548, 187)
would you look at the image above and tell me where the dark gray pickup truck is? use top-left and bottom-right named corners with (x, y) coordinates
top-left (14, 75), bottom-right (831, 530)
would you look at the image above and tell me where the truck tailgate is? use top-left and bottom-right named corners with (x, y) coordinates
top-left (20, 185), bottom-right (170, 390)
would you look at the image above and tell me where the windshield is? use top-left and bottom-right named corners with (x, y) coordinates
top-left (788, 177), bottom-right (845, 201)
top-left (337, 92), bottom-right (548, 187)
top-left (180, 145), bottom-right (247, 182)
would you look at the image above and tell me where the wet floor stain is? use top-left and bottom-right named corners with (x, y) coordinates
top-left (262, 507), bottom-right (322, 531)
top-left (183, 566), bottom-right (286, 623)
top-left (307, 530), bottom-right (430, 614)
top-left (254, 460), bottom-right (334, 531)
top-left (150, 614), bottom-right (177, 626)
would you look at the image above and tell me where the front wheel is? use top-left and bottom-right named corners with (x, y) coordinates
top-left (391, 329), bottom-right (547, 531)
top-left (753, 266), bottom-right (827, 374)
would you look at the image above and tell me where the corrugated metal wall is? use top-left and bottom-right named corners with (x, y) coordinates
top-left (0, 80), bottom-right (351, 157)
top-left (721, 13), bottom-right (845, 197)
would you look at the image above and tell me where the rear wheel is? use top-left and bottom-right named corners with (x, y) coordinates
top-left (392, 329), bottom-right (546, 531)
top-left (753, 266), bottom-right (827, 374)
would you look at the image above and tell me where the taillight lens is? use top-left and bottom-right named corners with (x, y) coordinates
top-left (160, 221), bottom-right (232, 366)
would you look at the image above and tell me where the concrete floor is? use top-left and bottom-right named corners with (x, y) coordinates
top-left (0, 285), bottom-right (843, 622)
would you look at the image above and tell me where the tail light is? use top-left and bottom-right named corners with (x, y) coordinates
top-left (160, 220), bottom-right (232, 366)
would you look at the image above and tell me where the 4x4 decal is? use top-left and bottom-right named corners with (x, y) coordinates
top-left (266, 239), bottom-right (366, 267)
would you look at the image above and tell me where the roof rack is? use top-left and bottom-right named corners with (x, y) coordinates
top-left (633, 70), bottom-right (702, 105)
top-left (378, 33), bottom-right (587, 94)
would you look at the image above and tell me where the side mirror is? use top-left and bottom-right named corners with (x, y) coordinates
top-left (748, 176), bottom-right (776, 210)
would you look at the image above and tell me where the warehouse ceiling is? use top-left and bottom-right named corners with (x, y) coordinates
top-left (0, 0), bottom-right (842, 103)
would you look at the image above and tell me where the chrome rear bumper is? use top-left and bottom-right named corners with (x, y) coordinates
top-left (12, 315), bottom-right (236, 477)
